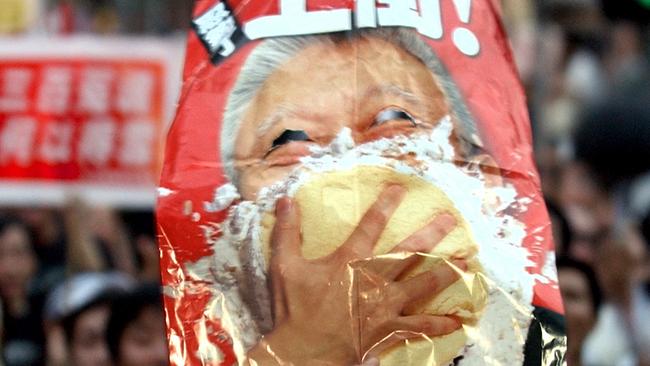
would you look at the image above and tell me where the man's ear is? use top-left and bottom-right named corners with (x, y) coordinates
top-left (468, 154), bottom-right (503, 188)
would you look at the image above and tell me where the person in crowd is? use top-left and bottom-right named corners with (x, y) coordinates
top-left (580, 223), bottom-right (647, 366)
top-left (14, 208), bottom-right (67, 293)
top-left (556, 256), bottom-right (601, 366)
top-left (106, 283), bottom-right (168, 366)
top-left (86, 206), bottom-right (137, 277)
top-left (567, 89), bottom-right (650, 365)
top-left (557, 162), bottom-right (612, 265)
top-left (0, 216), bottom-right (45, 366)
top-left (44, 272), bottom-right (134, 366)
top-left (121, 211), bottom-right (160, 282)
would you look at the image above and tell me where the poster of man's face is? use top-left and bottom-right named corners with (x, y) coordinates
top-left (156, 2), bottom-right (567, 363)
top-left (185, 26), bottom-right (545, 366)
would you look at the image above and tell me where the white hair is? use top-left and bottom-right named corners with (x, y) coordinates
top-left (221, 27), bottom-right (482, 184)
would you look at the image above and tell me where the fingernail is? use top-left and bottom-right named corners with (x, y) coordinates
top-left (365, 358), bottom-right (380, 366)
top-left (436, 213), bottom-right (457, 233)
top-left (449, 315), bottom-right (463, 329)
top-left (383, 184), bottom-right (407, 202)
top-left (276, 197), bottom-right (292, 217)
top-left (438, 213), bottom-right (456, 229)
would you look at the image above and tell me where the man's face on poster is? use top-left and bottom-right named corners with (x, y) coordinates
top-left (233, 36), bottom-right (453, 200)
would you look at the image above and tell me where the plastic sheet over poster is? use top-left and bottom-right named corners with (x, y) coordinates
top-left (157, 1), bottom-right (567, 365)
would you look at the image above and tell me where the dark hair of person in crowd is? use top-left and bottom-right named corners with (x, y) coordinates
top-left (120, 211), bottom-right (160, 282)
top-left (556, 256), bottom-right (602, 312)
top-left (574, 97), bottom-right (650, 190)
top-left (106, 283), bottom-right (168, 366)
top-left (0, 215), bottom-right (45, 366)
top-left (61, 292), bottom-right (118, 344)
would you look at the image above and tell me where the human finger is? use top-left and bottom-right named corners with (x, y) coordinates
top-left (392, 262), bottom-right (462, 305)
top-left (269, 264), bottom-right (288, 324)
top-left (269, 197), bottom-right (301, 323)
top-left (364, 315), bottom-right (461, 358)
top-left (342, 185), bottom-right (406, 259)
top-left (386, 315), bottom-right (461, 337)
top-left (271, 197), bottom-right (302, 262)
top-left (390, 213), bottom-right (456, 254)
top-left (354, 253), bottom-right (422, 281)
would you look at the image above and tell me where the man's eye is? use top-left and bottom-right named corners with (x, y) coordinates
top-left (372, 108), bottom-right (417, 127)
top-left (265, 129), bottom-right (312, 157)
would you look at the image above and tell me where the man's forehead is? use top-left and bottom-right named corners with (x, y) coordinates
top-left (364, 84), bottom-right (422, 105)
top-left (253, 83), bottom-right (429, 136)
top-left (274, 36), bottom-right (428, 76)
top-left (302, 34), bottom-right (401, 54)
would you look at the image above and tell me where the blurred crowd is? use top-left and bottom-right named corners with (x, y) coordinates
top-left (1, 0), bottom-right (650, 366)
top-left (1, 2), bottom-right (193, 366)
top-left (509, 1), bottom-right (650, 365)
top-left (0, 204), bottom-right (167, 366)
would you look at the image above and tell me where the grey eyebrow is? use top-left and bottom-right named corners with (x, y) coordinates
top-left (255, 85), bottom-right (421, 137)
top-left (255, 107), bottom-right (293, 137)
top-left (364, 84), bottom-right (421, 105)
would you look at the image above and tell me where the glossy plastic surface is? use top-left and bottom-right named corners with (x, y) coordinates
top-left (157, 1), bottom-right (567, 365)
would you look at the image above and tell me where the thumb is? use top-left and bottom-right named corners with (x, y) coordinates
top-left (269, 197), bottom-right (301, 324)
top-left (271, 197), bottom-right (302, 262)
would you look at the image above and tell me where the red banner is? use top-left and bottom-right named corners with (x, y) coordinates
top-left (0, 37), bottom-right (184, 207)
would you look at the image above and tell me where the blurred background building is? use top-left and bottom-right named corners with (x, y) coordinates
top-left (0, 0), bottom-right (649, 365)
